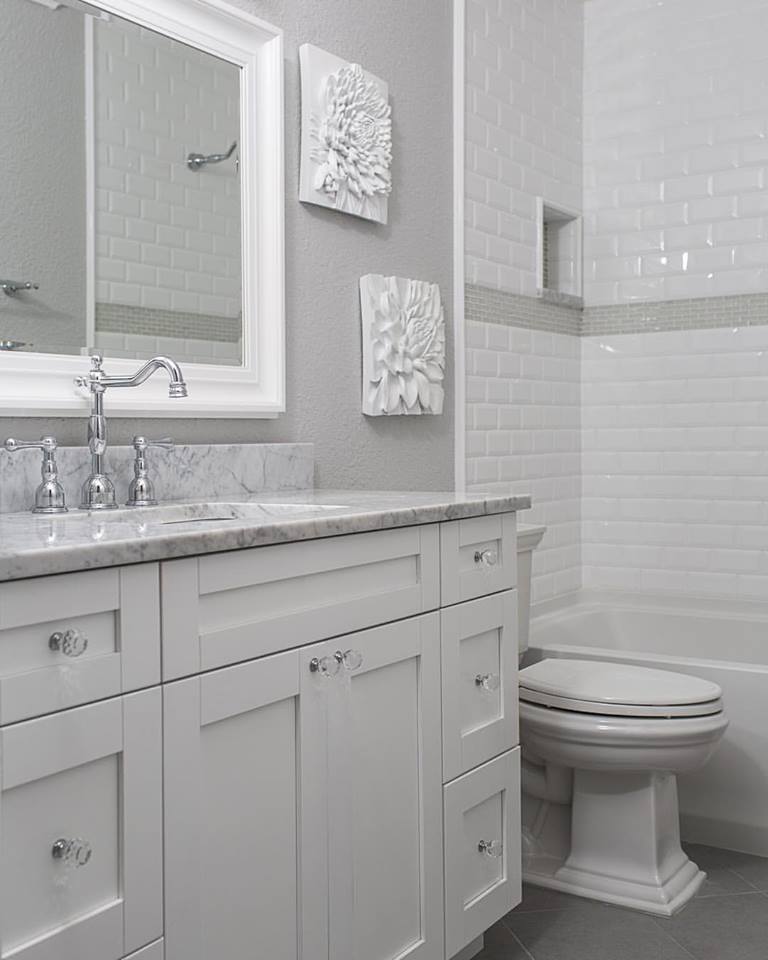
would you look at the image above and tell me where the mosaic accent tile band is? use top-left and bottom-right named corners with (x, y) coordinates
top-left (582, 294), bottom-right (768, 336)
top-left (466, 284), bottom-right (768, 337)
top-left (465, 284), bottom-right (581, 336)
top-left (95, 302), bottom-right (241, 343)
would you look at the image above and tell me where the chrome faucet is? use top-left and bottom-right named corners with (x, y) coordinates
top-left (75, 353), bottom-right (188, 510)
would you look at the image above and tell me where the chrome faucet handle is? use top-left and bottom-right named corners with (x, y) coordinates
top-left (132, 436), bottom-right (174, 453)
top-left (4, 437), bottom-right (68, 514)
top-left (126, 436), bottom-right (174, 507)
top-left (75, 352), bottom-right (104, 392)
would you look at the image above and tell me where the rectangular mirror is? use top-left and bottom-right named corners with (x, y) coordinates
top-left (0, 0), bottom-right (284, 417)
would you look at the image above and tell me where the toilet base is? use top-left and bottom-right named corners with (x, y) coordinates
top-left (523, 768), bottom-right (706, 916)
top-left (524, 855), bottom-right (705, 917)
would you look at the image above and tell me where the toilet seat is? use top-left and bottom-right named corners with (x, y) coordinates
top-left (519, 658), bottom-right (723, 718)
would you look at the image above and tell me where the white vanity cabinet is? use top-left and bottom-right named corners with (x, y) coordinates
top-left (0, 511), bottom-right (523, 960)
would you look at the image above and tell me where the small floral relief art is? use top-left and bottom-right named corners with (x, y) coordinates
top-left (360, 274), bottom-right (446, 417)
top-left (299, 44), bottom-right (392, 224)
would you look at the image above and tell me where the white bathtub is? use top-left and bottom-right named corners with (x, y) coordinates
top-left (527, 592), bottom-right (768, 857)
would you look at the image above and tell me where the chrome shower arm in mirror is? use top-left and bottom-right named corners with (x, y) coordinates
top-left (187, 141), bottom-right (238, 171)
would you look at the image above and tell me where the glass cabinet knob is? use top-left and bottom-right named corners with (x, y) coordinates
top-left (309, 655), bottom-right (341, 678)
top-left (338, 649), bottom-right (363, 671)
top-left (475, 672), bottom-right (501, 692)
top-left (49, 628), bottom-right (88, 658)
top-left (52, 837), bottom-right (92, 867)
top-left (478, 839), bottom-right (503, 858)
top-left (474, 548), bottom-right (498, 567)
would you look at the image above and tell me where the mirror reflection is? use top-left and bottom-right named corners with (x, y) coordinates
top-left (0, 0), bottom-right (243, 365)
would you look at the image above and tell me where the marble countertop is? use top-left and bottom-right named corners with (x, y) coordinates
top-left (0, 489), bottom-right (531, 582)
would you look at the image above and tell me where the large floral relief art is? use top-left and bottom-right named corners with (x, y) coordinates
top-left (360, 274), bottom-right (446, 417)
top-left (299, 44), bottom-right (392, 224)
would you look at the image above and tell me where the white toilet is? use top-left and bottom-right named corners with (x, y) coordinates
top-left (516, 525), bottom-right (729, 916)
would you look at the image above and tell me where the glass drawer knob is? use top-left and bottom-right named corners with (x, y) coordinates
top-left (52, 837), bottom-right (92, 867)
top-left (475, 673), bottom-right (501, 691)
top-left (474, 549), bottom-right (498, 567)
top-left (478, 839), bottom-right (503, 858)
top-left (49, 628), bottom-right (88, 658)
top-left (309, 655), bottom-right (341, 678)
top-left (338, 649), bottom-right (363, 671)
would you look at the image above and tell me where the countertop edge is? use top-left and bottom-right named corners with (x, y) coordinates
top-left (0, 494), bottom-right (532, 582)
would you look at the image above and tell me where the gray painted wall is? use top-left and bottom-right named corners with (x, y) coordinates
top-left (0, 0), bottom-right (454, 491)
top-left (0, 0), bottom-right (86, 355)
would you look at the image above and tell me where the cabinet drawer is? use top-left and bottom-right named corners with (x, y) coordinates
top-left (443, 748), bottom-right (521, 958)
top-left (441, 592), bottom-right (519, 782)
top-left (161, 525), bottom-right (440, 679)
top-left (0, 566), bottom-right (160, 724)
top-left (0, 690), bottom-right (162, 960)
top-left (440, 514), bottom-right (516, 605)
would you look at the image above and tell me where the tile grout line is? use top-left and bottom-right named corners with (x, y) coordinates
top-left (500, 915), bottom-right (537, 960)
top-left (652, 924), bottom-right (700, 960)
top-left (727, 867), bottom-right (765, 893)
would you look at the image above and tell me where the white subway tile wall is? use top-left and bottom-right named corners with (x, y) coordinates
top-left (94, 18), bottom-right (241, 319)
top-left (582, 326), bottom-right (768, 599)
top-left (584, 0), bottom-right (768, 305)
top-left (466, 321), bottom-right (581, 604)
top-left (94, 330), bottom-right (241, 367)
top-left (465, 0), bottom-right (583, 296)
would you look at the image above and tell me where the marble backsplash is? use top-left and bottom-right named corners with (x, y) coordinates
top-left (0, 442), bottom-right (314, 514)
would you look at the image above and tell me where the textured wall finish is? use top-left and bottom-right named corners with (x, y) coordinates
top-left (582, 325), bottom-right (768, 600)
top-left (465, 0), bottom-right (583, 295)
top-left (466, 320), bottom-right (581, 605)
top-left (584, 0), bottom-right (768, 306)
top-left (0, 0), bottom-right (454, 492)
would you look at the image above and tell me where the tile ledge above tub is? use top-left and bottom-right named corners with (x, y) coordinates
top-left (0, 490), bottom-right (532, 582)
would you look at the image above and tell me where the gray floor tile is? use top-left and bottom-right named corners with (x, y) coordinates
top-left (654, 892), bottom-right (768, 960)
top-left (685, 842), bottom-right (768, 893)
top-left (511, 883), bottom-right (596, 914)
top-left (506, 901), bottom-right (693, 960)
top-left (476, 919), bottom-right (532, 958)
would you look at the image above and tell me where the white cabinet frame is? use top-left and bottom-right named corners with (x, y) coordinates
top-left (0, 0), bottom-right (284, 418)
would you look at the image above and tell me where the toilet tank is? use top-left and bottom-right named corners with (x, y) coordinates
top-left (517, 524), bottom-right (546, 659)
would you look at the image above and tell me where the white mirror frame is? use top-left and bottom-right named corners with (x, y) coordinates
top-left (0, 0), bottom-right (284, 418)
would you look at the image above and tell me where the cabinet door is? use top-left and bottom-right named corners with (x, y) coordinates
top-left (163, 650), bottom-right (327, 960)
top-left (0, 690), bottom-right (162, 960)
top-left (441, 591), bottom-right (519, 782)
top-left (301, 614), bottom-right (444, 960)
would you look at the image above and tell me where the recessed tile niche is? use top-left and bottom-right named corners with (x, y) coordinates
top-left (536, 199), bottom-right (583, 304)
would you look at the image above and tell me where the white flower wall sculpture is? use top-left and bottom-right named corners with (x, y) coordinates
top-left (299, 44), bottom-right (392, 224)
top-left (360, 274), bottom-right (446, 416)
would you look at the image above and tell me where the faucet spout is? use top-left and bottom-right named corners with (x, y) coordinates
top-left (98, 355), bottom-right (188, 397)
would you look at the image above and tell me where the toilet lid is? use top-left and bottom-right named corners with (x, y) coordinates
top-left (519, 659), bottom-right (723, 718)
